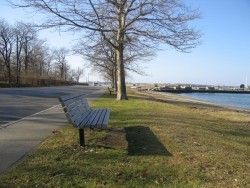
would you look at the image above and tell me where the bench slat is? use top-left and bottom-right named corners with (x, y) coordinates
top-left (102, 109), bottom-right (110, 127)
top-left (89, 109), bottom-right (109, 128)
top-left (91, 109), bottom-right (105, 126)
top-left (67, 103), bottom-right (86, 114)
top-left (85, 109), bottom-right (100, 128)
top-left (59, 93), bottom-right (85, 101)
top-left (79, 110), bottom-right (96, 128)
top-left (73, 110), bottom-right (92, 127)
top-left (64, 99), bottom-right (87, 109)
top-left (63, 98), bottom-right (89, 111)
top-left (96, 109), bottom-right (108, 128)
top-left (67, 103), bottom-right (89, 120)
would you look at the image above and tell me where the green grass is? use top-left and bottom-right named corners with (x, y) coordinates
top-left (0, 90), bottom-right (249, 187)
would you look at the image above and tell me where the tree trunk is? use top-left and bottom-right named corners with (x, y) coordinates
top-left (24, 38), bottom-right (28, 73)
top-left (111, 68), bottom-right (115, 88)
top-left (116, 5), bottom-right (127, 100)
top-left (114, 66), bottom-right (118, 92)
top-left (64, 63), bottom-right (67, 81)
top-left (61, 63), bottom-right (64, 80)
top-left (16, 34), bottom-right (24, 86)
top-left (16, 35), bottom-right (20, 86)
top-left (7, 64), bottom-right (11, 83)
top-left (116, 46), bottom-right (127, 100)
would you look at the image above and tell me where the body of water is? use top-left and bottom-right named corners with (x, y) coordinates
top-left (180, 93), bottom-right (250, 110)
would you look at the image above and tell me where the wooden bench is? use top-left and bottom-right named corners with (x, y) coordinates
top-left (58, 93), bottom-right (110, 146)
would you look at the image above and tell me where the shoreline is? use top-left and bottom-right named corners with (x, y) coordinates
top-left (156, 89), bottom-right (250, 94)
top-left (145, 91), bottom-right (250, 113)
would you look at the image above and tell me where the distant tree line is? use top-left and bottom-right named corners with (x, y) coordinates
top-left (0, 19), bottom-right (84, 86)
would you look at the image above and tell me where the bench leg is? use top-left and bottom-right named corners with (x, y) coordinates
top-left (79, 129), bottom-right (85, 146)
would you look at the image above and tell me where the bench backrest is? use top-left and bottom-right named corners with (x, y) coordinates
top-left (59, 94), bottom-right (89, 127)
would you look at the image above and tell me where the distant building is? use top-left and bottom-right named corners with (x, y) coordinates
top-left (184, 86), bottom-right (192, 90)
top-left (208, 86), bottom-right (215, 90)
top-left (176, 85), bottom-right (187, 89)
top-left (191, 87), bottom-right (199, 90)
top-left (198, 87), bottom-right (207, 90)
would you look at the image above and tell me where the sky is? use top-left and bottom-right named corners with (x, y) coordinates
top-left (0, 0), bottom-right (250, 86)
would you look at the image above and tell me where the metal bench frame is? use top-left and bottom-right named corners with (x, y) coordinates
top-left (59, 93), bottom-right (110, 146)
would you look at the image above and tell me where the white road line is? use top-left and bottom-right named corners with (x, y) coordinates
top-left (0, 105), bottom-right (61, 129)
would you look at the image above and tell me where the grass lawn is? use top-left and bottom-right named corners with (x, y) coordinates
top-left (0, 90), bottom-right (249, 187)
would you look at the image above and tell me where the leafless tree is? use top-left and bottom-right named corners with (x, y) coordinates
top-left (75, 37), bottom-right (118, 89)
top-left (27, 39), bottom-right (47, 76)
top-left (75, 34), bottom-right (153, 91)
top-left (19, 23), bottom-right (37, 74)
top-left (72, 67), bottom-right (84, 83)
top-left (14, 22), bottom-right (36, 84)
top-left (44, 48), bottom-right (55, 76)
top-left (11, 0), bottom-right (201, 99)
top-left (0, 18), bottom-right (81, 85)
top-left (54, 47), bottom-right (69, 80)
top-left (0, 19), bottom-right (15, 83)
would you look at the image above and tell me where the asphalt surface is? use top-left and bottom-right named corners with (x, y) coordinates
top-left (0, 85), bottom-right (103, 127)
top-left (0, 85), bottom-right (106, 175)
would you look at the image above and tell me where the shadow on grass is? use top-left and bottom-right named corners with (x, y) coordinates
top-left (125, 126), bottom-right (172, 156)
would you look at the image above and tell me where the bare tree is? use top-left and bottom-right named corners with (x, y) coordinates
top-left (0, 19), bottom-right (15, 83)
top-left (14, 22), bottom-right (35, 84)
top-left (0, 19), bottom-right (80, 85)
top-left (29, 40), bottom-right (44, 76)
top-left (44, 48), bottom-right (55, 76)
top-left (19, 23), bottom-right (37, 74)
top-left (73, 67), bottom-right (84, 83)
top-left (14, 26), bottom-right (23, 85)
top-left (54, 47), bottom-right (69, 80)
top-left (75, 33), bottom-right (153, 91)
top-left (12, 0), bottom-right (201, 100)
top-left (75, 38), bottom-right (118, 89)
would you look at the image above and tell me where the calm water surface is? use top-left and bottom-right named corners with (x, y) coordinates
top-left (180, 93), bottom-right (250, 110)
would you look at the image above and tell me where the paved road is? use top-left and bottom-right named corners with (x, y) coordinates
top-left (0, 85), bottom-right (105, 127)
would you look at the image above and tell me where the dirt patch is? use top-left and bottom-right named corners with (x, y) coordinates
top-left (104, 128), bottom-right (128, 149)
